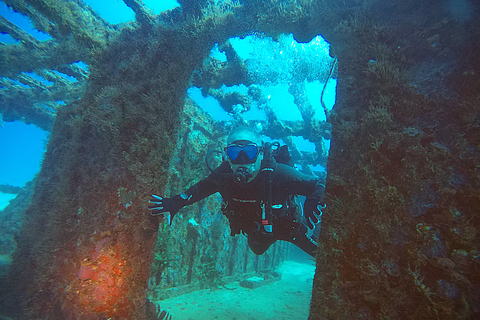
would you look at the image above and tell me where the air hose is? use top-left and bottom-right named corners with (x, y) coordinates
top-left (205, 149), bottom-right (223, 175)
top-left (321, 56), bottom-right (337, 117)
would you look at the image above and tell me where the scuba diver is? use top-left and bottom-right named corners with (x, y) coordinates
top-left (148, 127), bottom-right (325, 257)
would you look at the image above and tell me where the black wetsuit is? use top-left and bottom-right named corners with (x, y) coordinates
top-left (180, 161), bottom-right (325, 256)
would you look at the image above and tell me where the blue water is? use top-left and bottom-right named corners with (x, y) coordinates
top-left (0, 121), bottom-right (48, 188)
top-left (0, 0), bottom-right (335, 210)
top-left (0, 2), bottom-right (51, 43)
top-left (83, 0), bottom-right (180, 24)
top-left (189, 33), bottom-right (336, 141)
top-left (0, 0), bottom-right (179, 209)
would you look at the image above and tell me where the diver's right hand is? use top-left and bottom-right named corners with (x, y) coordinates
top-left (148, 194), bottom-right (190, 225)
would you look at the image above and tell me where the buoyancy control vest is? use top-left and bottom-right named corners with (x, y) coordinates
top-left (217, 142), bottom-right (301, 236)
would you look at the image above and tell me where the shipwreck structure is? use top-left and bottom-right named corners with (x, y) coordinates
top-left (0, 0), bottom-right (479, 319)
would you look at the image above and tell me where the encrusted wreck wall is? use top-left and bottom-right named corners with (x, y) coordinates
top-left (1, 1), bottom-right (301, 319)
top-left (3, 20), bottom-right (196, 320)
top-left (310, 1), bottom-right (480, 319)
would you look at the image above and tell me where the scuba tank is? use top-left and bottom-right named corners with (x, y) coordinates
top-left (260, 142), bottom-right (279, 233)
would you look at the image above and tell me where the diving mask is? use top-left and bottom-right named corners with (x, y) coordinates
top-left (225, 140), bottom-right (262, 183)
top-left (225, 142), bottom-right (260, 164)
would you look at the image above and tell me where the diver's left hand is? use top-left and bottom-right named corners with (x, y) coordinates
top-left (148, 194), bottom-right (190, 225)
top-left (304, 199), bottom-right (325, 229)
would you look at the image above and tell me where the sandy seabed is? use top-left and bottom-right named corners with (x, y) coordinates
top-left (154, 260), bottom-right (316, 320)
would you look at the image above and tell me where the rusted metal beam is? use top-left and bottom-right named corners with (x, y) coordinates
top-left (0, 40), bottom-right (86, 78)
top-left (2, 0), bottom-right (57, 37)
top-left (0, 15), bottom-right (40, 48)
top-left (73, 0), bottom-right (112, 28)
top-left (55, 63), bottom-right (89, 81)
top-left (0, 79), bottom-right (56, 131)
top-left (123, 0), bottom-right (154, 26)
top-left (24, 0), bottom-right (111, 50)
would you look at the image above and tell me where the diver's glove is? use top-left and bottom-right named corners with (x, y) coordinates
top-left (148, 193), bottom-right (191, 225)
top-left (303, 199), bottom-right (325, 229)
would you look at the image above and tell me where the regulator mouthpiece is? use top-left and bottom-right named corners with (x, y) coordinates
top-left (234, 166), bottom-right (253, 183)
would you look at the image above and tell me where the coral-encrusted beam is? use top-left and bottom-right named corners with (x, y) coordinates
top-left (0, 15), bottom-right (39, 47)
top-left (123, 0), bottom-right (154, 26)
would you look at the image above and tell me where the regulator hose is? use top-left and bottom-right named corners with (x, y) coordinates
top-left (205, 149), bottom-right (223, 175)
top-left (321, 56), bottom-right (337, 117)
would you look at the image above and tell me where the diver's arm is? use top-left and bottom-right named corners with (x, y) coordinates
top-left (149, 162), bottom-right (230, 224)
top-left (181, 175), bottom-right (221, 204)
top-left (276, 164), bottom-right (326, 228)
top-left (182, 161), bottom-right (231, 204)
top-left (276, 163), bottom-right (325, 201)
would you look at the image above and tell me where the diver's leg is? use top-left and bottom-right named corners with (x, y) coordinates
top-left (288, 197), bottom-right (321, 257)
top-left (289, 234), bottom-right (317, 257)
top-left (247, 237), bottom-right (271, 255)
top-left (276, 218), bottom-right (318, 257)
top-left (247, 232), bottom-right (276, 255)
